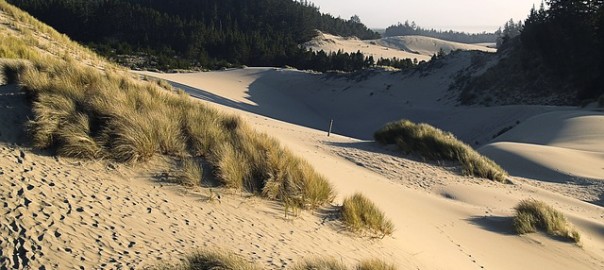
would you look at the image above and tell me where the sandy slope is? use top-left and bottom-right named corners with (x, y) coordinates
top-left (142, 68), bottom-right (604, 270)
top-left (480, 110), bottom-right (604, 182)
top-left (0, 84), bottom-right (406, 269)
top-left (303, 31), bottom-right (495, 61)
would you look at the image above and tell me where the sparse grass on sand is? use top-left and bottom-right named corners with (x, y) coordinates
top-left (374, 119), bottom-right (508, 182)
top-left (148, 249), bottom-right (261, 270)
top-left (151, 252), bottom-right (398, 270)
top-left (290, 258), bottom-right (348, 270)
top-left (355, 259), bottom-right (397, 270)
top-left (513, 199), bottom-right (580, 243)
top-left (341, 193), bottom-right (394, 237)
top-left (0, 1), bottom-right (334, 209)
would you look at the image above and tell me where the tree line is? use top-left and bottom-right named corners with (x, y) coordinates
top-left (520, 0), bottom-right (604, 101)
top-left (383, 20), bottom-right (498, 44)
top-left (7, 0), bottom-right (392, 71)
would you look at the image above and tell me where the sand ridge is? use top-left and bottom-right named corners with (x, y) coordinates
top-left (303, 31), bottom-right (496, 62)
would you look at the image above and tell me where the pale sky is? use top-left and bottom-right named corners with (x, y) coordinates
top-left (309, 0), bottom-right (543, 33)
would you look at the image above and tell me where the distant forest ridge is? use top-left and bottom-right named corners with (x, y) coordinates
top-left (7, 0), bottom-right (387, 70)
top-left (384, 21), bottom-right (498, 44)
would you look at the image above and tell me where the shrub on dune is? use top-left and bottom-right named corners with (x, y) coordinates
top-left (374, 119), bottom-right (507, 182)
top-left (513, 199), bottom-right (580, 243)
top-left (341, 193), bottom-right (394, 237)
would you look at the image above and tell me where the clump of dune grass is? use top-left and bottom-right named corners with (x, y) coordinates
top-left (0, 1), bottom-right (335, 210)
top-left (598, 94), bottom-right (604, 108)
top-left (374, 119), bottom-right (507, 182)
top-left (356, 259), bottom-right (397, 270)
top-left (513, 199), bottom-right (580, 243)
top-left (0, 58), bottom-right (31, 85)
top-left (151, 251), bottom-right (399, 270)
top-left (148, 249), bottom-right (261, 270)
top-left (290, 258), bottom-right (348, 270)
top-left (177, 158), bottom-right (203, 187)
top-left (291, 258), bottom-right (397, 270)
top-left (341, 193), bottom-right (394, 237)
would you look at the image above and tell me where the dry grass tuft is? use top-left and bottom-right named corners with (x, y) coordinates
top-left (374, 119), bottom-right (508, 182)
top-left (148, 249), bottom-right (261, 270)
top-left (341, 193), bottom-right (394, 237)
top-left (290, 258), bottom-right (348, 270)
top-left (177, 158), bottom-right (203, 187)
top-left (0, 58), bottom-right (31, 84)
top-left (150, 250), bottom-right (399, 270)
top-left (355, 259), bottom-right (397, 270)
top-left (513, 199), bottom-right (580, 243)
top-left (184, 249), bottom-right (261, 270)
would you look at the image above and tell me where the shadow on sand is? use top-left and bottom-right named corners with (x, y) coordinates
top-left (466, 216), bottom-right (517, 236)
top-left (0, 84), bottom-right (31, 146)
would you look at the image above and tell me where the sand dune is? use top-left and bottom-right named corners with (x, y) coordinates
top-left (303, 31), bottom-right (495, 61)
top-left (142, 68), bottom-right (604, 270)
top-left (375, 35), bottom-right (497, 56)
top-left (480, 110), bottom-right (604, 182)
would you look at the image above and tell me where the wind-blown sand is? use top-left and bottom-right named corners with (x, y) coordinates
top-left (303, 31), bottom-right (496, 61)
top-left (138, 66), bottom-right (604, 270)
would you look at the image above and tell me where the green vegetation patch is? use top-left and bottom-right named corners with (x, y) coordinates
top-left (513, 199), bottom-right (580, 243)
top-left (374, 119), bottom-right (507, 182)
top-left (341, 193), bottom-right (394, 237)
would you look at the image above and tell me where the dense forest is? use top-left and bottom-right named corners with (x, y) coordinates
top-left (456, 0), bottom-right (604, 105)
top-left (521, 0), bottom-right (604, 100)
top-left (7, 0), bottom-right (386, 70)
top-left (383, 21), bottom-right (498, 44)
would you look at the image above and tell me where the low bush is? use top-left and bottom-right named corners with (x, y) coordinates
top-left (513, 199), bottom-right (580, 243)
top-left (341, 193), bottom-right (394, 237)
top-left (374, 119), bottom-right (507, 182)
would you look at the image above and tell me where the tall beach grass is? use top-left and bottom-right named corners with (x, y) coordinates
top-left (374, 119), bottom-right (507, 182)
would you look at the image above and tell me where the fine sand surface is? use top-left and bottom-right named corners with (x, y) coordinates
top-left (303, 31), bottom-right (496, 61)
top-left (140, 67), bottom-right (604, 270)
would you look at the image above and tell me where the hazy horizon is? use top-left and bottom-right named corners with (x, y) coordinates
top-left (309, 0), bottom-right (543, 33)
